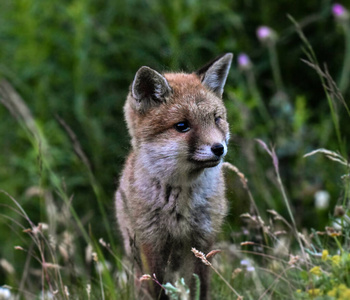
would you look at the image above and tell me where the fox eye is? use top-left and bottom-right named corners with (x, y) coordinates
top-left (174, 121), bottom-right (190, 133)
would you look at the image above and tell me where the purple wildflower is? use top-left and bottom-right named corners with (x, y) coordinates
top-left (332, 3), bottom-right (349, 20)
top-left (237, 53), bottom-right (252, 71)
top-left (256, 26), bottom-right (277, 44)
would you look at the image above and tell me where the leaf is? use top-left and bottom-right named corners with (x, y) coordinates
top-left (162, 282), bottom-right (179, 293)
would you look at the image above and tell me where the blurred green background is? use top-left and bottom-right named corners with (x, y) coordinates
top-left (0, 0), bottom-right (349, 297)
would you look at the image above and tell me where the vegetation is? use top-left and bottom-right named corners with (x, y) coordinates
top-left (0, 0), bottom-right (349, 299)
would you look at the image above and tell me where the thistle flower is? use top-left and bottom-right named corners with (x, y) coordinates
top-left (256, 26), bottom-right (277, 44)
top-left (332, 3), bottom-right (349, 21)
top-left (237, 53), bottom-right (252, 71)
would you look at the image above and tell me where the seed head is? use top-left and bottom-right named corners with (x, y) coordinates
top-left (191, 248), bottom-right (211, 266)
top-left (140, 274), bottom-right (152, 282)
top-left (288, 254), bottom-right (300, 266)
top-left (334, 205), bottom-right (345, 217)
top-left (206, 249), bottom-right (221, 259)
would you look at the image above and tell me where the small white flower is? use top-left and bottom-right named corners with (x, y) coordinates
top-left (332, 218), bottom-right (342, 230)
top-left (42, 291), bottom-right (54, 300)
top-left (95, 261), bottom-right (111, 272)
top-left (240, 259), bottom-right (250, 266)
top-left (0, 287), bottom-right (11, 299)
top-left (240, 259), bottom-right (255, 272)
top-left (246, 266), bottom-right (255, 272)
top-left (314, 190), bottom-right (330, 210)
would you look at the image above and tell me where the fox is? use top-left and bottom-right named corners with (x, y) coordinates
top-left (115, 53), bottom-right (233, 300)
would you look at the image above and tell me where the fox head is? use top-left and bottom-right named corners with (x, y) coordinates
top-left (124, 53), bottom-right (233, 181)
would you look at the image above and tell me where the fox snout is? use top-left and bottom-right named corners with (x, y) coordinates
top-left (190, 138), bottom-right (228, 169)
top-left (211, 142), bottom-right (225, 157)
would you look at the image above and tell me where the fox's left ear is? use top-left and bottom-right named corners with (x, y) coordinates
top-left (196, 53), bottom-right (233, 98)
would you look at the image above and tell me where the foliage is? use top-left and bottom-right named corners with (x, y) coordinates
top-left (0, 0), bottom-right (350, 299)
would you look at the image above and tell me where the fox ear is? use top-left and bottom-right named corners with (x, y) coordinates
top-left (131, 66), bottom-right (172, 110)
top-left (196, 53), bottom-right (233, 97)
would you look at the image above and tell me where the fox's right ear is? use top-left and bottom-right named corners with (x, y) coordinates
top-left (131, 66), bottom-right (172, 111)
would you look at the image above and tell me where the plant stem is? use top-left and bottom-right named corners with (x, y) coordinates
top-left (210, 265), bottom-right (242, 299)
top-left (275, 161), bottom-right (306, 259)
top-left (245, 69), bottom-right (271, 126)
top-left (339, 21), bottom-right (350, 94)
top-left (268, 43), bottom-right (284, 92)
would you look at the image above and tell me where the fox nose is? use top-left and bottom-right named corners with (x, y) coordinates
top-left (211, 143), bottom-right (224, 157)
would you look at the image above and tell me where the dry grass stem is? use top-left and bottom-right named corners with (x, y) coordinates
top-left (223, 162), bottom-right (261, 217)
top-left (191, 248), bottom-right (243, 299)
top-left (55, 114), bottom-right (92, 171)
top-left (223, 162), bottom-right (248, 189)
top-left (304, 148), bottom-right (349, 166)
top-left (258, 266), bottom-right (294, 300)
top-left (256, 140), bottom-right (307, 260)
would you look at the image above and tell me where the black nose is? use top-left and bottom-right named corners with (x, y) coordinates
top-left (211, 143), bottom-right (224, 157)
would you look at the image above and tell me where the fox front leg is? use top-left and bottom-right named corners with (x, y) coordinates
top-left (192, 259), bottom-right (211, 300)
top-left (139, 244), bottom-right (169, 300)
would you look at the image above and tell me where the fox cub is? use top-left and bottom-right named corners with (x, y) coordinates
top-left (116, 53), bottom-right (233, 299)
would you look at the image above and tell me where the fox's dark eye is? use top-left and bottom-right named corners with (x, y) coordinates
top-left (174, 121), bottom-right (190, 133)
top-left (215, 116), bottom-right (222, 124)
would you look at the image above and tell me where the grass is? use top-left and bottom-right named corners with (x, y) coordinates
top-left (1, 56), bottom-right (350, 300)
top-left (1, 1), bottom-right (350, 299)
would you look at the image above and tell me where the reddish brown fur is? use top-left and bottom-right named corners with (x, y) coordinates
top-left (116, 54), bottom-right (232, 299)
